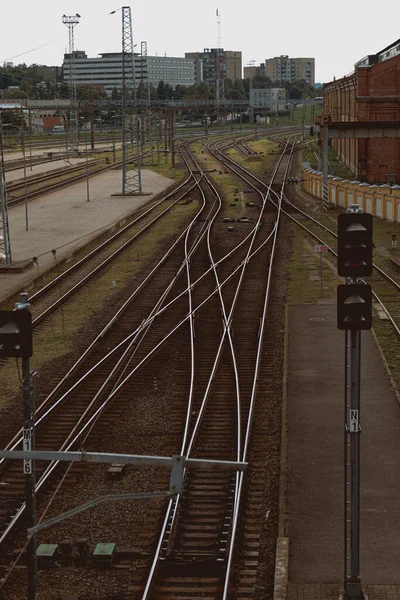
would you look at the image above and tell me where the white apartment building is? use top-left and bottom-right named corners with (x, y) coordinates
top-left (250, 88), bottom-right (286, 111)
top-left (62, 51), bottom-right (203, 95)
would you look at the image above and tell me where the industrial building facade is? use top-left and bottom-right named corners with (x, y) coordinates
top-left (62, 51), bottom-right (203, 95)
top-left (323, 39), bottom-right (400, 184)
top-left (265, 56), bottom-right (315, 86)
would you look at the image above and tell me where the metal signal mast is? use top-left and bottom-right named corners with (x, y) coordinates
top-left (62, 14), bottom-right (80, 151)
top-left (121, 6), bottom-right (142, 194)
top-left (0, 124), bottom-right (11, 264)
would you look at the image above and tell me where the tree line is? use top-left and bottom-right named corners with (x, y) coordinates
top-left (0, 62), bottom-right (319, 102)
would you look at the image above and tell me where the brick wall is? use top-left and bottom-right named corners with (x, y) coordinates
top-left (323, 54), bottom-right (400, 184)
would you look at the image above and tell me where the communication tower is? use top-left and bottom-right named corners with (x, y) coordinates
top-left (62, 14), bottom-right (80, 151)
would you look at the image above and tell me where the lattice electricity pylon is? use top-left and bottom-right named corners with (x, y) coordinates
top-left (140, 41), bottom-right (152, 164)
top-left (62, 14), bottom-right (80, 151)
top-left (121, 6), bottom-right (141, 194)
top-left (0, 125), bottom-right (11, 264)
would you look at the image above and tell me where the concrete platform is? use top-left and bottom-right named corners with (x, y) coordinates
top-left (285, 304), bottom-right (400, 599)
top-left (5, 156), bottom-right (93, 183)
top-left (0, 168), bottom-right (175, 304)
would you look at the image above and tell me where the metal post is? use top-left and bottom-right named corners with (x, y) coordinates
top-left (20, 113), bottom-right (28, 231)
top-left (17, 293), bottom-right (37, 600)
top-left (136, 117), bottom-right (142, 192)
top-left (85, 148), bottom-right (90, 202)
top-left (0, 119), bottom-right (12, 264)
top-left (344, 329), bottom-right (364, 599)
top-left (164, 111), bottom-right (168, 164)
top-left (320, 252), bottom-right (323, 297)
top-left (317, 128), bottom-right (322, 172)
top-left (90, 96), bottom-right (95, 150)
top-left (28, 109), bottom-right (33, 171)
top-left (323, 122), bottom-right (329, 210)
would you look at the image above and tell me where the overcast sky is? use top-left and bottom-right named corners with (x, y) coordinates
top-left (0, 0), bottom-right (397, 85)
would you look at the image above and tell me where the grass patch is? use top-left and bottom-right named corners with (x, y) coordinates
top-left (0, 199), bottom-right (199, 410)
top-left (287, 227), bottom-right (339, 304)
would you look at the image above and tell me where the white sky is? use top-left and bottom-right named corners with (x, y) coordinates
top-left (0, 0), bottom-right (397, 85)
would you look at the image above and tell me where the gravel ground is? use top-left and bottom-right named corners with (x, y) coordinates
top-left (1, 164), bottom-right (292, 600)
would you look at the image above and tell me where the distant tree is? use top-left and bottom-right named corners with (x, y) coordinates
top-left (2, 88), bottom-right (28, 99)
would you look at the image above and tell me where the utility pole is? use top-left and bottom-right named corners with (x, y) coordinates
top-left (247, 60), bottom-right (255, 128)
top-left (0, 116), bottom-right (11, 264)
top-left (89, 95), bottom-right (95, 150)
top-left (20, 110), bottom-right (29, 231)
top-left (322, 115), bottom-right (330, 210)
top-left (62, 14), bottom-right (80, 152)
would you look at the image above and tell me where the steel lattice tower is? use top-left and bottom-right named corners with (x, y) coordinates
top-left (62, 14), bottom-right (80, 151)
top-left (121, 6), bottom-right (141, 194)
top-left (140, 41), bottom-right (152, 163)
top-left (0, 124), bottom-right (11, 264)
top-left (215, 9), bottom-right (225, 122)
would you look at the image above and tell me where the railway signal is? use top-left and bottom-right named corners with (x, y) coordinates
top-left (337, 213), bottom-right (373, 278)
top-left (337, 213), bottom-right (373, 600)
top-left (0, 310), bottom-right (32, 358)
top-left (337, 284), bottom-right (372, 330)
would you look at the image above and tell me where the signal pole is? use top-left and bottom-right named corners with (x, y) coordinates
top-left (337, 212), bottom-right (373, 600)
top-left (0, 294), bottom-right (35, 598)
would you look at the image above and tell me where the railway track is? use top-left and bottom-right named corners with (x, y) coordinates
top-left (0, 130), bottom-right (298, 599)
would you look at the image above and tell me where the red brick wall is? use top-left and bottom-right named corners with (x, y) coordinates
top-left (323, 54), bottom-right (400, 183)
top-left (43, 116), bottom-right (63, 132)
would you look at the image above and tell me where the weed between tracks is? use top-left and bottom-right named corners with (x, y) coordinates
top-left (287, 227), bottom-right (338, 304)
top-left (0, 199), bottom-right (198, 417)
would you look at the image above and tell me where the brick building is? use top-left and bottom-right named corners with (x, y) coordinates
top-left (323, 39), bottom-right (400, 184)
